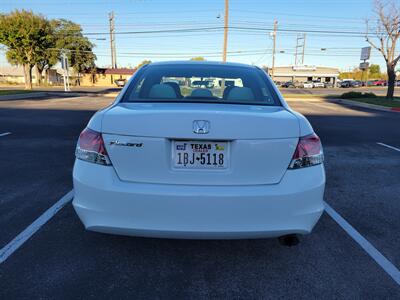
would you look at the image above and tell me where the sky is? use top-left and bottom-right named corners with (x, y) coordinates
top-left (0, 0), bottom-right (392, 71)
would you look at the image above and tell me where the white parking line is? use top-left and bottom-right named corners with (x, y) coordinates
top-left (0, 190), bottom-right (74, 264)
top-left (377, 142), bottom-right (400, 153)
top-left (324, 202), bottom-right (400, 286)
top-left (0, 132), bottom-right (11, 137)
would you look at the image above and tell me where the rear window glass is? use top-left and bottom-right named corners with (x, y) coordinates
top-left (122, 64), bottom-right (280, 106)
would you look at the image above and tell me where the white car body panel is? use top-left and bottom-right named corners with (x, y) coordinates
top-left (101, 103), bottom-right (299, 139)
top-left (302, 82), bottom-right (314, 88)
top-left (73, 62), bottom-right (325, 239)
top-left (73, 159), bottom-right (325, 239)
top-left (103, 133), bottom-right (297, 185)
top-left (313, 82), bottom-right (325, 88)
top-left (100, 103), bottom-right (299, 185)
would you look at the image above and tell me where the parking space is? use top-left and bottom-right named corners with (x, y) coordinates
top-left (1, 94), bottom-right (400, 298)
top-left (0, 96), bottom-right (113, 246)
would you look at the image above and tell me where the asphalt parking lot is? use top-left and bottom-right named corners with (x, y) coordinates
top-left (281, 86), bottom-right (400, 96)
top-left (0, 92), bottom-right (400, 298)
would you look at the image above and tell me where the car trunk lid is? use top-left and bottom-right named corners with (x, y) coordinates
top-left (101, 103), bottom-right (299, 185)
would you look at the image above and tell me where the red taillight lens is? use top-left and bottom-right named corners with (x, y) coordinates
top-left (78, 128), bottom-right (108, 155)
top-left (289, 133), bottom-right (324, 169)
top-left (75, 128), bottom-right (111, 165)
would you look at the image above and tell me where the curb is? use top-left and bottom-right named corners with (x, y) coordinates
top-left (103, 92), bottom-right (119, 98)
top-left (329, 98), bottom-right (400, 113)
top-left (0, 91), bottom-right (109, 101)
top-left (0, 92), bottom-right (48, 101)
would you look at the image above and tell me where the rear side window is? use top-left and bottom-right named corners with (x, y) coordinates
top-left (123, 64), bottom-right (280, 106)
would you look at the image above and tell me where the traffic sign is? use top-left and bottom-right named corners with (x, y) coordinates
top-left (360, 47), bottom-right (371, 60)
top-left (359, 62), bottom-right (369, 70)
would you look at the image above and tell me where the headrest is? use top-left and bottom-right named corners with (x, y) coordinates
top-left (164, 82), bottom-right (182, 98)
top-left (223, 85), bottom-right (235, 99)
top-left (190, 88), bottom-right (213, 98)
top-left (148, 84), bottom-right (177, 99)
top-left (225, 87), bottom-right (255, 101)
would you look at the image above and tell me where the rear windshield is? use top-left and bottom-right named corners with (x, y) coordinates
top-left (122, 64), bottom-right (280, 106)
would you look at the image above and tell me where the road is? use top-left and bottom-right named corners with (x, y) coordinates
top-left (1, 85), bottom-right (399, 97)
top-left (0, 94), bottom-right (399, 299)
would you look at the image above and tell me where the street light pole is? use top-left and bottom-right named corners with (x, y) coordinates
top-left (222, 0), bottom-right (229, 62)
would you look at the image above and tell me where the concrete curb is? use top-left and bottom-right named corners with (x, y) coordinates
top-left (103, 92), bottom-right (119, 98)
top-left (0, 92), bottom-right (48, 101)
top-left (0, 91), bottom-right (111, 101)
top-left (328, 98), bottom-right (400, 113)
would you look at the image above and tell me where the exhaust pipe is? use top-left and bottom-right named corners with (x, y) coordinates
top-left (278, 234), bottom-right (300, 247)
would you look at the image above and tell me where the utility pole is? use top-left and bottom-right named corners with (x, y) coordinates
top-left (294, 33), bottom-right (306, 66)
top-left (271, 20), bottom-right (278, 80)
top-left (109, 11), bottom-right (117, 69)
top-left (222, 0), bottom-right (229, 62)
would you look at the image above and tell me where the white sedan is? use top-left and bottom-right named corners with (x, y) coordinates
top-left (302, 81), bottom-right (314, 88)
top-left (73, 61), bottom-right (325, 239)
top-left (312, 81), bottom-right (325, 88)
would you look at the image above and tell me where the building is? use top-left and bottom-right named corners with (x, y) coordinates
top-left (268, 65), bottom-right (340, 85)
top-left (80, 68), bottom-right (136, 87)
top-left (0, 65), bottom-right (65, 85)
top-left (0, 66), bottom-right (37, 84)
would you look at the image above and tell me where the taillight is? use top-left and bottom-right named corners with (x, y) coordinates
top-left (288, 133), bottom-right (324, 169)
top-left (75, 128), bottom-right (111, 165)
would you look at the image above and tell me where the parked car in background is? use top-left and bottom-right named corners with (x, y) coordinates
top-left (340, 80), bottom-right (360, 88)
top-left (370, 79), bottom-right (387, 86)
top-left (340, 81), bottom-right (351, 88)
top-left (115, 79), bottom-right (127, 87)
top-left (281, 81), bottom-right (296, 88)
top-left (302, 81), bottom-right (314, 88)
top-left (312, 81), bottom-right (325, 88)
top-left (395, 80), bottom-right (400, 87)
top-left (72, 61), bottom-right (325, 239)
top-left (324, 82), bottom-right (334, 88)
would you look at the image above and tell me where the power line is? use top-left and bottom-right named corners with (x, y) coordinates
top-left (64, 26), bottom-right (374, 37)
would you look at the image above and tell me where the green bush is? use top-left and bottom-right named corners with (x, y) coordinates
top-left (363, 92), bottom-right (378, 98)
top-left (341, 91), bottom-right (377, 99)
top-left (340, 92), bottom-right (363, 98)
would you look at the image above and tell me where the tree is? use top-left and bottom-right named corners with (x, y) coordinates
top-left (369, 64), bottom-right (381, 74)
top-left (190, 56), bottom-right (206, 61)
top-left (366, 0), bottom-right (400, 99)
top-left (35, 39), bottom-right (59, 86)
top-left (0, 10), bottom-right (53, 89)
top-left (339, 68), bottom-right (364, 80)
top-left (52, 19), bottom-right (96, 85)
top-left (136, 60), bottom-right (151, 68)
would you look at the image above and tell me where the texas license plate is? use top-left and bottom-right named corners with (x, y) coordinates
top-left (173, 141), bottom-right (229, 169)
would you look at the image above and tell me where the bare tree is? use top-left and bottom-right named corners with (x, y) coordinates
top-left (366, 0), bottom-right (400, 99)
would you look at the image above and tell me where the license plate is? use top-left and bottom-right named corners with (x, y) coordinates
top-left (173, 141), bottom-right (229, 169)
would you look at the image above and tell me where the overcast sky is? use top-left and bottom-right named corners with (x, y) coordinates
top-left (0, 0), bottom-right (391, 70)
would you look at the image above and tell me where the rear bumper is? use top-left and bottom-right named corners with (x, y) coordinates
top-left (72, 160), bottom-right (325, 239)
